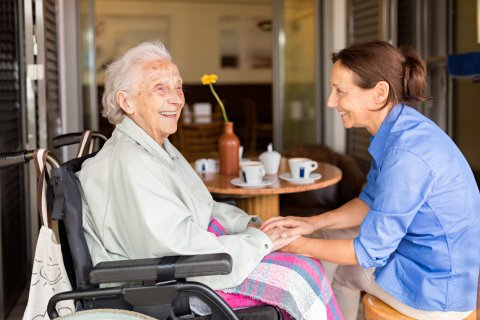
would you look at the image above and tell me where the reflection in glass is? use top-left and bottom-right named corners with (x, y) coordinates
top-left (220, 15), bottom-right (272, 69)
top-left (280, 0), bottom-right (317, 150)
top-left (220, 16), bottom-right (240, 68)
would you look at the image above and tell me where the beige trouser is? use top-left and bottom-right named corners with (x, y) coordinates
top-left (311, 228), bottom-right (473, 320)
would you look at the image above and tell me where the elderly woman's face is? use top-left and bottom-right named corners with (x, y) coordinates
top-left (124, 59), bottom-right (185, 144)
top-left (326, 61), bottom-right (387, 135)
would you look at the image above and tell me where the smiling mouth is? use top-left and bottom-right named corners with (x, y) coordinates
top-left (159, 111), bottom-right (177, 117)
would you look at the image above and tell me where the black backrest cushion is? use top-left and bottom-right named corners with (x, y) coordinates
top-left (51, 153), bottom-right (96, 290)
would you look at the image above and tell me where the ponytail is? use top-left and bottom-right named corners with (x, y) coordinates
top-left (400, 46), bottom-right (429, 103)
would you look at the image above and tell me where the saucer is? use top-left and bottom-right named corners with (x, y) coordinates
top-left (230, 177), bottom-right (275, 189)
top-left (279, 172), bottom-right (322, 184)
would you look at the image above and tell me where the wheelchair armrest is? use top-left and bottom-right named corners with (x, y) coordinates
top-left (89, 253), bottom-right (232, 284)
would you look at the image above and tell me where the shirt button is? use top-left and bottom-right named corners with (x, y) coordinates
top-left (264, 244), bottom-right (269, 249)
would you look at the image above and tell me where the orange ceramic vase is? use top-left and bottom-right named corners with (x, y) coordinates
top-left (219, 122), bottom-right (240, 175)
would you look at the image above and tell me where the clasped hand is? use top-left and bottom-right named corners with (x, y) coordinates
top-left (261, 216), bottom-right (316, 251)
top-left (264, 226), bottom-right (299, 251)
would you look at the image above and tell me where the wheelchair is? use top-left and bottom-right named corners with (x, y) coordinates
top-left (52, 130), bottom-right (108, 157)
top-left (0, 148), bottom-right (281, 320)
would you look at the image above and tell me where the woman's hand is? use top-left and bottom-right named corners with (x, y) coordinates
top-left (260, 216), bottom-right (317, 239)
top-left (264, 227), bottom-right (300, 251)
top-left (278, 237), bottom-right (312, 256)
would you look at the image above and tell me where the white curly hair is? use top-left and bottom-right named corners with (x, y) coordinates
top-left (101, 41), bottom-right (172, 124)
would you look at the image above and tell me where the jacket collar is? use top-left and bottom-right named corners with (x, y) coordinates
top-left (115, 116), bottom-right (179, 166)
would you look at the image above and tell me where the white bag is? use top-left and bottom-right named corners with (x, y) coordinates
top-left (23, 149), bottom-right (75, 320)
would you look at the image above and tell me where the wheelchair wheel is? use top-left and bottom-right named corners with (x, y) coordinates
top-left (58, 308), bottom-right (156, 319)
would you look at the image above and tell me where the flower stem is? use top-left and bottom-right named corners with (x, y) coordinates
top-left (209, 84), bottom-right (229, 122)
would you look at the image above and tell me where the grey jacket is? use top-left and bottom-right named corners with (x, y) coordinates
top-left (77, 116), bottom-right (272, 289)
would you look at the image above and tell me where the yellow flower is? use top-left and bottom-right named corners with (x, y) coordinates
top-left (201, 74), bottom-right (228, 122)
top-left (201, 74), bottom-right (218, 85)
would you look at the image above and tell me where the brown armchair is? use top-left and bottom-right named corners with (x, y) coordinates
top-left (280, 144), bottom-right (366, 216)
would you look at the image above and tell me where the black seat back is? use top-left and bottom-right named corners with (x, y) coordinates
top-left (50, 153), bottom-right (97, 291)
top-left (47, 152), bottom-right (281, 320)
top-left (47, 153), bottom-right (234, 317)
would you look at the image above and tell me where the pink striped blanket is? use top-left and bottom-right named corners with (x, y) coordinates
top-left (208, 218), bottom-right (343, 320)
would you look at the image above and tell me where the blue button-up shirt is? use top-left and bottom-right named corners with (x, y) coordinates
top-left (354, 104), bottom-right (480, 311)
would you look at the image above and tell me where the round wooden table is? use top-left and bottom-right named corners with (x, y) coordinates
top-left (197, 159), bottom-right (342, 221)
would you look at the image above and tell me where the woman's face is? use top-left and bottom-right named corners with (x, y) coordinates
top-left (122, 58), bottom-right (185, 145)
top-left (326, 61), bottom-right (387, 135)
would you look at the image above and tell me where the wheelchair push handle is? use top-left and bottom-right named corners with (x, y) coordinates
top-left (0, 150), bottom-right (61, 169)
top-left (52, 131), bottom-right (108, 148)
top-left (0, 150), bottom-right (34, 169)
top-left (52, 132), bottom-right (85, 147)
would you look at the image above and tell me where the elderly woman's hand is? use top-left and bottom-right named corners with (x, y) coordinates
top-left (264, 226), bottom-right (300, 251)
top-left (261, 216), bottom-right (317, 239)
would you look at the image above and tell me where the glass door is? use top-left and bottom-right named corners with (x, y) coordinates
top-left (452, 0), bottom-right (480, 185)
top-left (80, 0), bottom-right (98, 131)
top-left (273, 0), bottom-right (321, 151)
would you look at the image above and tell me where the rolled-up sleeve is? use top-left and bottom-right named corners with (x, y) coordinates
top-left (355, 149), bottom-right (436, 269)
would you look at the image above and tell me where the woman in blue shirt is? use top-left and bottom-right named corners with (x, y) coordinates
top-left (262, 41), bottom-right (480, 320)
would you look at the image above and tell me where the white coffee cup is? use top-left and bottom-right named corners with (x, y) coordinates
top-left (288, 157), bottom-right (318, 179)
top-left (240, 161), bottom-right (266, 185)
top-left (195, 158), bottom-right (218, 173)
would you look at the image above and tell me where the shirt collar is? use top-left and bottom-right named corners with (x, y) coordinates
top-left (116, 116), bottom-right (179, 164)
top-left (368, 104), bottom-right (404, 162)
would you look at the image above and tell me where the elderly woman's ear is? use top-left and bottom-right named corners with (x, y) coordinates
top-left (373, 81), bottom-right (389, 104)
top-left (117, 91), bottom-right (134, 115)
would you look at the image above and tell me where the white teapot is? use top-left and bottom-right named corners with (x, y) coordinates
top-left (259, 143), bottom-right (281, 174)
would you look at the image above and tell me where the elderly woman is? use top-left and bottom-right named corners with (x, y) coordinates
top-left (262, 41), bottom-right (480, 320)
top-left (77, 41), bottom-right (294, 291)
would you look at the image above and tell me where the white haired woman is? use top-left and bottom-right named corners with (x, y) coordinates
top-left (79, 41), bottom-right (293, 288)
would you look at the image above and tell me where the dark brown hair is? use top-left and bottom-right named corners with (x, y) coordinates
top-left (331, 40), bottom-right (429, 110)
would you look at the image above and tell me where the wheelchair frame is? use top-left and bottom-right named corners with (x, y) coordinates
top-left (0, 148), bottom-right (281, 320)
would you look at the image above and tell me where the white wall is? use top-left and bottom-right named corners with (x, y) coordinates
top-left (95, 0), bottom-right (272, 84)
